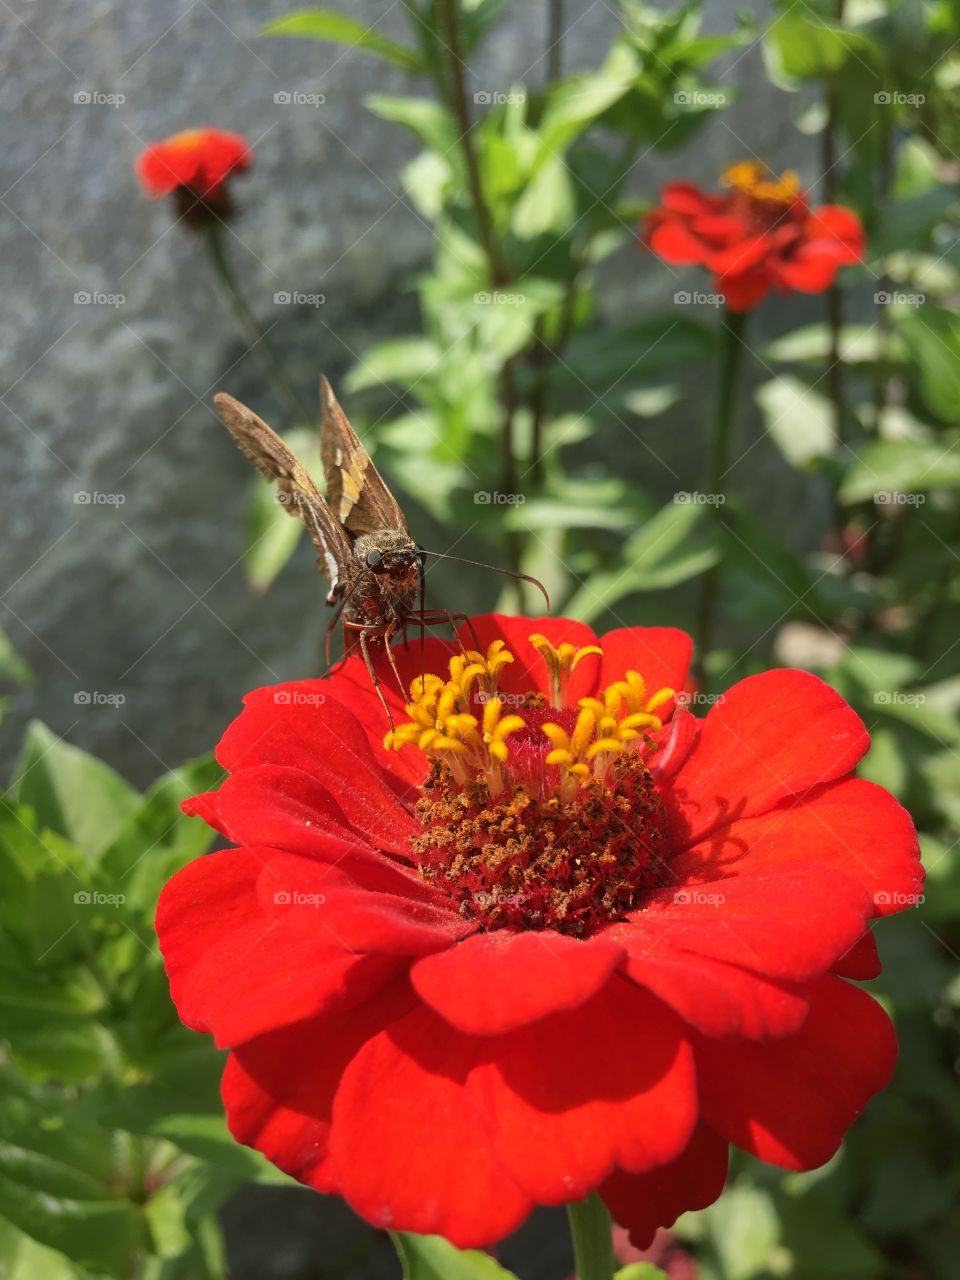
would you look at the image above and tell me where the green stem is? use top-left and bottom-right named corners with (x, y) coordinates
top-left (567, 1192), bottom-right (616, 1280)
top-left (821, 0), bottom-right (848, 545)
top-left (437, 0), bottom-right (522, 603)
top-left (204, 223), bottom-right (310, 424)
top-left (695, 308), bottom-right (746, 684)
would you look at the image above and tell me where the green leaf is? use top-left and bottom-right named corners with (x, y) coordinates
top-left (511, 155), bottom-right (577, 239)
top-left (264, 11), bottom-right (424, 73)
top-left (0, 1216), bottom-right (95, 1280)
top-left (538, 43), bottom-right (638, 152)
top-left (12, 722), bottom-right (141, 862)
top-left (0, 627), bottom-right (31, 686)
top-left (560, 317), bottom-right (715, 387)
top-left (894, 304), bottom-right (960, 420)
top-left (566, 500), bottom-right (720, 623)
top-left (704, 1183), bottom-right (782, 1280)
top-left (763, 323), bottom-right (906, 368)
top-left (392, 1232), bottom-right (519, 1280)
top-left (346, 338), bottom-right (442, 393)
top-left (839, 437), bottom-right (960, 503)
top-left (615, 1267), bottom-right (670, 1280)
top-left (755, 375), bottom-right (836, 468)
top-left (763, 12), bottom-right (876, 84)
top-left (366, 95), bottom-right (460, 155)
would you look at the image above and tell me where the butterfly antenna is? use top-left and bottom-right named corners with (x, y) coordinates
top-left (418, 551), bottom-right (550, 611)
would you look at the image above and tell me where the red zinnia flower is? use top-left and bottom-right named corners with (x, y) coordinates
top-left (643, 161), bottom-right (865, 312)
top-left (156, 615), bottom-right (920, 1248)
top-left (136, 127), bottom-right (252, 221)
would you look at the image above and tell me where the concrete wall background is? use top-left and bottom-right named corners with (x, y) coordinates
top-left (1, 0), bottom-right (811, 789)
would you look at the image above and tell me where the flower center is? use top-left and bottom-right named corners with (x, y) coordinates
top-left (385, 636), bottom-right (681, 936)
top-left (722, 160), bottom-right (803, 233)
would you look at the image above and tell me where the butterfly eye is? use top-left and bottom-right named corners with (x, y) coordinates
top-left (365, 549), bottom-right (385, 571)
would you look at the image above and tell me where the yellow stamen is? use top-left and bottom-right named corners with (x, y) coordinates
top-left (385, 634), bottom-right (675, 796)
top-left (722, 160), bottom-right (801, 205)
top-left (529, 634), bottom-right (603, 708)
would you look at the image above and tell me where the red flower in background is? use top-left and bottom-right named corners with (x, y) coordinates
top-left (136, 127), bottom-right (252, 221)
top-left (642, 161), bottom-right (864, 312)
top-left (156, 615), bottom-right (920, 1248)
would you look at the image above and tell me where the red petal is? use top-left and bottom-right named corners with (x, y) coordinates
top-left (217, 686), bottom-right (419, 823)
top-left (805, 204), bottom-right (865, 256)
top-left (411, 930), bottom-right (624, 1034)
top-left (595, 626), bottom-right (693, 722)
top-left (157, 846), bottom-right (461, 1046)
top-left (600, 1125), bottom-right (729, 1249)
top-left (718, 269), bottom-right (770, 312)
top-left (833, 929), bottom-right (881, 980)
top-left (623, 864), bottom-right (873, 982)
top-left (331, 1003), bottom-right (533, 1246)
top-left (608, 925), bottom-right (809, 1037)
top-left (648, 219), bottom-right (713, 266)
top-left (660, 182), bottom-right (724, 216)
top-left (669, 776), bottom-right (922, 915)
top-left (665, 669), bottom-right (869, 847)
top-left (696, 975), bottom-right (896, 1169)
top-left (222, 976), bottom-right (414, 1193)
top-left (467, 977), bottom-right (697, 1202)
top-left (193, 761), bottom-right (419, 864)
top-left (707, 235), bottom-right (770, 276)
top-left (156, 846), bottom-right (263, 1013)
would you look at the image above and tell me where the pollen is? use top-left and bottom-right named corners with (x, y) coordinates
top-left (387, 635), bottom-right (679, 935)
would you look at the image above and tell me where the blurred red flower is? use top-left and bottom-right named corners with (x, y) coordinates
top-left (156, 615), bottom-right (920, 1249)
top-left (642, 161), bottom-right (865, 312)
top-left (136, 126), bottom-right (252, 216)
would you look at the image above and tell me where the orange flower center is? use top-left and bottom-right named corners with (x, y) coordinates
top-left (385, 637), bottom-right (679, 935)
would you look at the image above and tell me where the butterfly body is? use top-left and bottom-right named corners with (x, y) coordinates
top-left (343, 530), bottom-right (423, 632)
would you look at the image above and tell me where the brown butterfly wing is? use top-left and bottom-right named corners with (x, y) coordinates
top-left (319, 375), bottom-right (408, 536)
top-left (214, 391), bottom-right (352, 603)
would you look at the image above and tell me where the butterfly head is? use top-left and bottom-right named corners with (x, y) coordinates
top-left (355, 530), bottom-right (423, 595)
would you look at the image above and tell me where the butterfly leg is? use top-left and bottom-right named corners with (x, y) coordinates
top-left (354, 624), bottom-right (396, 730)
top-left (382, 625), bottom-right (408, 703)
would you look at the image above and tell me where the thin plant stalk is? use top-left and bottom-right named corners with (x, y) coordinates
top-left (204, 223), bottom-right (309, 424)
top-left (695, 308), bottom-right (746, 683)
top-left (436, 0), bottom-right (523, 602)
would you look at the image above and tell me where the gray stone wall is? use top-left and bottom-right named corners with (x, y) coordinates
top-left (1, 0), bottom-right (805, 788)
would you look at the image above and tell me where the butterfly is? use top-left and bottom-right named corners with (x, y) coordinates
top-left (214, 377), bottom-right (545, 722)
